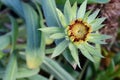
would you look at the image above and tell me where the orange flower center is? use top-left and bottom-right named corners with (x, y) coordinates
top-left (67, 19), bottom-right (91, 45)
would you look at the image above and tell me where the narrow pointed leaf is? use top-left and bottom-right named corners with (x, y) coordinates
top-left (22, 3), bottom-right (44, 69)
top-left (78, 45), bottom-right (94, 62)
top-left (1, 0), bottom-right (24, 18)
top-left (77, 0), bottom-right (87, 19)
top-left (9, 15), bottom-right (18, 52)
top-left (29, 75), bottom-right (48, 80)
top-left (68, 43), bottom-right (81, 68)
top-left (3, 53), bottom-right (17, 80)
top-left (52, 40), bottom-right (68, 58)
top-left (38, 0), bottom-right (61, 27)
top-left (83, 10), bottom-right (92, 21)
top-left (88, 9), bottom-right (100, 23)
top-left (0, 35), bottom-right (10, 50)
top-left (41, 57), bottom-right (75, 80)
top-left (92, 24), bottom-right (105, 31)
top-left (50, 33), bottom-right (65, 39)
top-left (64, 0), bottom-right (72, 24)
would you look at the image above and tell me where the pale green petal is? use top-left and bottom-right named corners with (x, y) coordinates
top-left (51, 40), bottom-right (68, 58)
top-left (87, 9), bottom-right (100, 23)
top-left (50, 33), bottom-right (65, 39)
top-left (88, 37), bottom-right (107, 44)
top-left (92, 24), bottom-right (105, 31)
top-left (56, 8), bottom-right (67, 27)
top-left (83, 10), bottom-right (92, 21)
top-left (90, 17), bottom-right (106, 28)
top-left (68, 43), bottom-right (81, 68)
top-left (90, 33), bottom-right (112, 40)
top-left (71, 2), bottom-right (77, 20)
top-left (38, 27), bottom-right (63, 34)
top-left (83, 42), bottom-right (103, 57)
top-left (78, 44), bottom-right (95, 62)
top-left (64, 0), bottom-right (72, 24)
top-left (77, 0), bottom-right (87, 19)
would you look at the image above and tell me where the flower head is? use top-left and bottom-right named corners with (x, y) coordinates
top-left (39, 0), bottom-right (111, 68)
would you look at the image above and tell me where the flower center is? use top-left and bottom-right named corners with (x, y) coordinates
top-left (67, 19), bottom-right (91, 45)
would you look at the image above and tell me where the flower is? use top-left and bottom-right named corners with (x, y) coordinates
top-left (39, 0), bottom-right (111, 68)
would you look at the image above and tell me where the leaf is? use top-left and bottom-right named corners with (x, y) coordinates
top-left (16, 67), bottom-right (39, 79)
top-left (37, 0), bottom-right (61, 27)
top-left (68, 43), bottom-right (81, 68)
top-left (71, 2), bottom-right (77, 19)
top-left (29, 75), bottom-right (48, 80)
top-left (77, 0), bottom-right (87, 19)
top-left (51, 40), bottom-right (68, 58)
top-left (0, 35), bottom-right (10, 50)
top-left (1, 0), bottom-right (24, 18)
top-left (64, 0), bottom-right (72, 24)
top-left (3, 52), bottom-right (17, 80)
top-left (50, 33), bottom-right (65, 39)
top-left (41, 57), bottom-right (75, 80)
top-left (9, 15), bottom-right (18, 52)
top-left (22, 3), bottom-right (44, 69)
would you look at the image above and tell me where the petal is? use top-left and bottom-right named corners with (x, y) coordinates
top-left (68, 43), bottom-right (81, 68)
top-left (50, 33), bottom-right (65, 39)
top-left (71, 2), bottom-right (77, 20)
top-left (51, 40), bottom-right (68, 58)
top-left (90, 33), bottom-right (112, 40)
top-left (56, 8), bottom-right (67, 27)
top-left (83, 10), bottom-right (92, 21)
top-left (92, 24), bottom-right (105, 31)
top-left (38, 27), bottom-right (63, 34)
top-left (83, 42), bottom-right (103, 57)
top-left (64, 0), bottom-right (72, 24)
top-left (87, 9), bottom-right (100, 23)
top-left (78, 44), bottom-right (95, 62)
top-left (77, 0), bottom-right (87, 19)
top-left (90, 17), bottom-right (106, 28)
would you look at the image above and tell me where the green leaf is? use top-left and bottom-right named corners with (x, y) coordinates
top-left (87, 9), bottom-right (100, 23)
top-left (3, 52), bottom-right (17, 80)
top-left (0, 35), bottom-right (10, 50)
top-left (51, 40), bottom-right (68, 58)
top-left (37, 0), bottom-right (61, 27)
top-left (29, 75), bottom-right (48, 80)
top-left (50, 33), bottom-right (65, 39)
top-left (64, 0), bottom-right (72, 24)
top-left (16, 67), bottom-right (39, 79)
top-left (78, 44), bottom-right (95, 62)
top-left (41, 57), bottom-right (75, 80)
top-left (83, 10), bottom-right (92, 21)
top-left (68, 43), bottom-right (81, 68)
top-left (1, 0), bottom-right (24, 18)
top-left (22, 3), bottom-right (44, 69)
top-left (77, 0), bottom-right (87, 19)
top-left (39, 27), bottom-right (63, 34)
top-left (9, 15), bottom-right (18, 52)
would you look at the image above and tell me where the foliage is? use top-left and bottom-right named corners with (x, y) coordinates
top-left (0, 0), bottom-right (120, 80)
